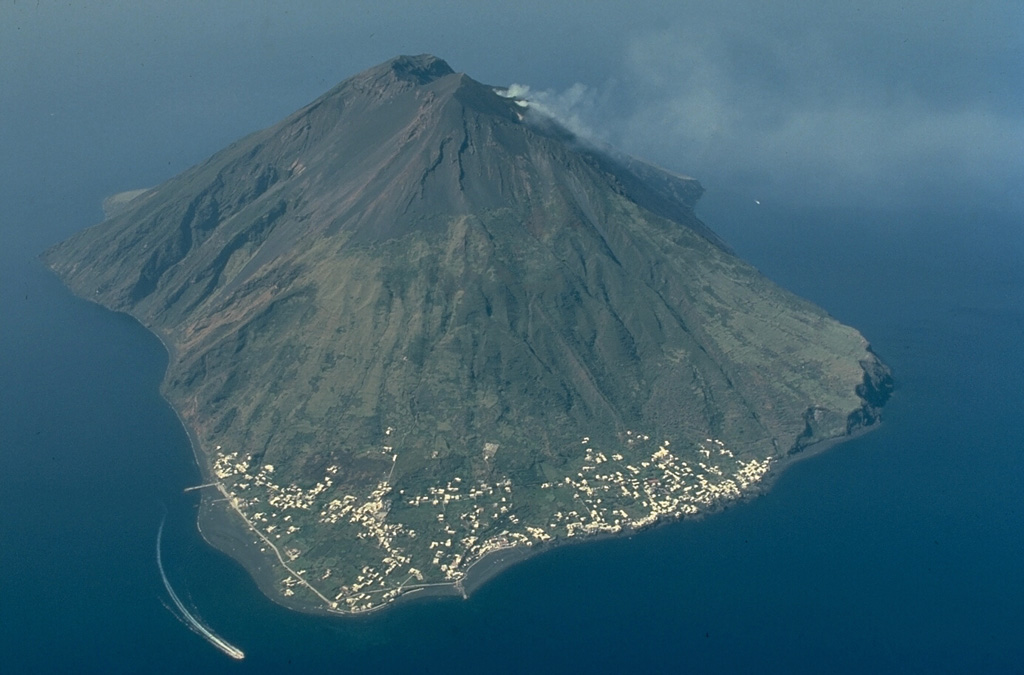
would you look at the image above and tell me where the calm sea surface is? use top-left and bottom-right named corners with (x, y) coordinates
top-left (2, 179), bottom-right (1022, 671)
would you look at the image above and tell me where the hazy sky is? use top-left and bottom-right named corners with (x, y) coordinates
top-left (3, 1), bottom-right (1021, 226)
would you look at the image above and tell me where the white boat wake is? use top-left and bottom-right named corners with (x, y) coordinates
top-left (157, 516), bottom-right (245, 660)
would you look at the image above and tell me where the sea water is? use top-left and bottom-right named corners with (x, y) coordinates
top-left (2, 187), bottom-right (1022, 672)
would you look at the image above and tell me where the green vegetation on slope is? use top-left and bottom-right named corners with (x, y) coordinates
top-left (42, 55), bottom-right (891, 614)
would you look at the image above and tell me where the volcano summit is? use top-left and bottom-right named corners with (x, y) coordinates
top-left (44, 55), bottom-right (891, 614)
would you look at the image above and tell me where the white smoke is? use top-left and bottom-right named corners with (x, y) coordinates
top-left (495, 82), bottom-right (606, 143)
top-left (611, 26), bottom-right (1024, 211)
top-left (498, 16), bottom-right (1024, 213)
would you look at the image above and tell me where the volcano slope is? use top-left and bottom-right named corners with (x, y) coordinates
top-left (43, 55), bottom-right (892, 614)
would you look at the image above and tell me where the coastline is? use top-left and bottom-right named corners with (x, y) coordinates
top-left (148, 309), bottom-right (888, 617)
top-left (366, 418), bottom-right (888, 616)
top-left (191, 414), bottom-right (884, 618)
top-left (38, 276), bottom-right (889, 617)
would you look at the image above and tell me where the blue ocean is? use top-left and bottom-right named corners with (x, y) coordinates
top-left (3, 156), bottom-right (1021, 672)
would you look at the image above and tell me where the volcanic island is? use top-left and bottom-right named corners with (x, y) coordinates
top-left (43, 55), bottom-right (892, 615)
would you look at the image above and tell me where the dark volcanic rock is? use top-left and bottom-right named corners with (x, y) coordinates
top-left (43, 55), bottom-right (891, 614)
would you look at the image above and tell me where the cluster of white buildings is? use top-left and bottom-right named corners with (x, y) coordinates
top-left (206, 430), bottom-right (777, 614)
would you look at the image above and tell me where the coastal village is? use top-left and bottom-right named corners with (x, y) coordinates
top-left (208, 430), bottom-right (774, 614)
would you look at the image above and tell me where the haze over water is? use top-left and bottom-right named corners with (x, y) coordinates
top-left (3, 3), bottom-right (1021, 671)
